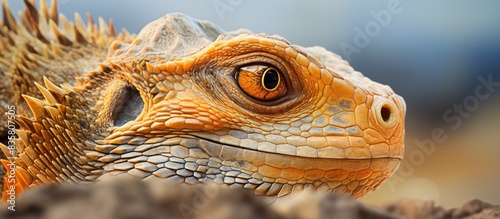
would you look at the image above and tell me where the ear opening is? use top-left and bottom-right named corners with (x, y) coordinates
top-left (113, 85), bottom-right (144, 127)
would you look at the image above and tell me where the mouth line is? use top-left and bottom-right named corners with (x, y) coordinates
top-left (191, 133), bottom-right (403, 161)
top-left (189, 134), bottom-right (402, 200)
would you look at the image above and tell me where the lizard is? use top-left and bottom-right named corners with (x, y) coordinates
top-left (0, 0), bottom-right (406, 202)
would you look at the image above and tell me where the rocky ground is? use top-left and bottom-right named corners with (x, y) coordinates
top-left (0, 177), bottom-right (498, 219)
top-left (382, 199), bottom-right (500, 219)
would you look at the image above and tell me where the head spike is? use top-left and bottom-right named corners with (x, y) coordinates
top-left (49, 19), bottom-right (73, 46)
top-left (121, 27), bottom-right (131, 36)
top-left (59, 14), bottom-right (74, 40)
top-left (2, 0), bottom-right (18, 31)
top-left (86, 12), bottom-right (95, 32)
top-left (60, 83), bottom-right (74, 93)
top-left (22, 94), bottom-right (47, 120)
top-left (40, 0), bottom-right (49, 18)
top-left (42, 43), bottom-right (53, 58)
top-left (50, 40), bottom-right (64, 56)
top-left (98, 17), bottom-right (108, 35)
top-left (18, 168), bottom-right (33, 187)
top-left (43, 76), bottom-right (67, 97)
top-left (23, 0), bottom-right (39, 24)
top-left (109, 18), bottom-right (116, 37)
top-left (73, 25), bottom-right (88, 44)
top-left (15, 115), bottom-right (35, 132)
top-left (44, 105), bottom-right (60, 119)
top-left (2, 160), bottom-right (32, 200)
top-left (49, 0), bottom-right (58, 24)
top-left (26, 9), bottom-right (49, 43)
top-left (15, 129), bottom-right (29, 147)
top-left (18, 8), bottom-right (32, 31)
top-left (24, 43), bottom-right (39, 55)
top-left (0, 144), bottom-right (12, 159)
top-left (16, 166), bottom-right (33, 188)
top-left (35, 82), bottom-right (58, 104)
top-left (73, 12), bottom-right (86, 29)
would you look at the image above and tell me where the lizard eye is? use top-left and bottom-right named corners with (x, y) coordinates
top-left (236, 65), bottom-right (287, 101)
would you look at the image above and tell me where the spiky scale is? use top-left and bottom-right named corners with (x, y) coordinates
top-left (43, 77), bottom-right (67, 100)
top-left (49, 19), bottom-right (72, 46)
top-left (0, 145), bottom-right (11, 160)
top-left (39, 0), bottom-right (49, 18)
top-left (48, 0), bottom-right (58, 24)
top-left (35, 82), bottom-right (58, 104)
top-left (22, 95), bottom-right (47, 120)
top-left (2, 0), bottom-right (18, 31)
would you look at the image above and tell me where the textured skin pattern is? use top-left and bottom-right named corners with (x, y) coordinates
top-left (0, 0), bottom-right (406, 201)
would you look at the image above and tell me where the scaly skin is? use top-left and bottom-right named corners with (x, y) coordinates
top-left (0, 0), bottom-right (405, 201)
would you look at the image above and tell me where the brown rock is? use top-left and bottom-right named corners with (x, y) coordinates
top-left (447, 199), bottom-right (494, 218)
top-left (1, 178), bottom-right (498, 219)
top-left (384, 199), bottom-right (446, 219)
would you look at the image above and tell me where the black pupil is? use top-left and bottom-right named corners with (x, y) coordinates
top-left (263, 69), bottom-right (279, 90)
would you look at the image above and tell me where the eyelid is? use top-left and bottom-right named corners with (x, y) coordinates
top-left (240, 65), bottom-right (266, 72)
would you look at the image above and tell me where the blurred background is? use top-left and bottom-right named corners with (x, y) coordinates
top-left (5, 0), bottom-right (500, 208)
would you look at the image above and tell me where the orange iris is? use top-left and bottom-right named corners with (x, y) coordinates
top-left (237, 65), bottom-right (286, 101)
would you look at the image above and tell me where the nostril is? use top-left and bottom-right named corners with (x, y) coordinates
top-left (381, 105), bottom-right (392, 122)
top-left (373, 97), bottom-right (398, 129)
